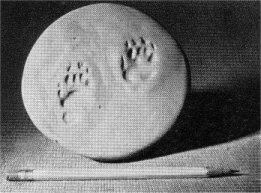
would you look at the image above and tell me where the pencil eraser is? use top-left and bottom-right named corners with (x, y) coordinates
top-left (21, 3), bottom-right (188, 160)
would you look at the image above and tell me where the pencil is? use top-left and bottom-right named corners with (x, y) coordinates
top-left (6, 167), bottom-right (239, 181)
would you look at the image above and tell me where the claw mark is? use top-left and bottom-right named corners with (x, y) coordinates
top-left (86, 68), bottom-right (88, 73)
top-left (124, 41), bottom-right (128, 47)
top-left (79, 73), bottom-right (83, 81)
top-left (122, 70), bottom-right (127, 80)
top-left (140, 37), bottom-right (145, 44)
top-left (85, 79), bottom-right (89, 86)
top-left (77, 62), bottom-right (83, 69)
top-left (131, 39), bottom-right (136, 46)
top-left (120, 56), bottom-right (125, 71)
top-left (58, 90), bottom-right (60, 97)
top-left (150, 43), bottom-right (154, 50)
top-left (67, 65), bottom-right (71, 72)
top-left (148, 53), bottom-right (153, 62)
top-left (73, 74), bottom-right (76, 82)
top-left (62, 112), bottom-right (67, 123)
top-left (64, 74), bottom-right (69, 83)
top-left (121, 56), bottom-right (127, 80)
top-left (60, 99), bottom-right (65, 107)
top-left (137, 47), bottom-right (141, 55)
top-left (127, 49), bottom-right (132, 59)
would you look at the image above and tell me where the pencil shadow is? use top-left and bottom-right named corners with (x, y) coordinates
top-left (95, 85), bottom-right (259, 163)
top-left (208, 173), bottom-right (247, 178)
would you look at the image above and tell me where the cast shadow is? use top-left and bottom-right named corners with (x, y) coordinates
top-left (96, 87), bottom-right (260, 163)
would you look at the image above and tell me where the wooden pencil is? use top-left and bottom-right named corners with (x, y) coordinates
top-left (6, 167), bottom-right (240, 181)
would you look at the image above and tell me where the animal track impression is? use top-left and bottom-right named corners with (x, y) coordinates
top-left (121, 37), bottom-right (156, 83)
top-left (57, 61), bottom-right (91, 123)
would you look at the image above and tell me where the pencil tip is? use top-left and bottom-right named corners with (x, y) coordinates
top-left (230, 169), bottom-right (240, 173)
top-left (207, 168), bottom-right (240, 177)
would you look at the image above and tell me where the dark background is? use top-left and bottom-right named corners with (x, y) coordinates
top-left (1, 1), bottom-right (260, 161)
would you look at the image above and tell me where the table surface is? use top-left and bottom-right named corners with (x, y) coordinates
top-left (1, 132), bottom-right (260, 192)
